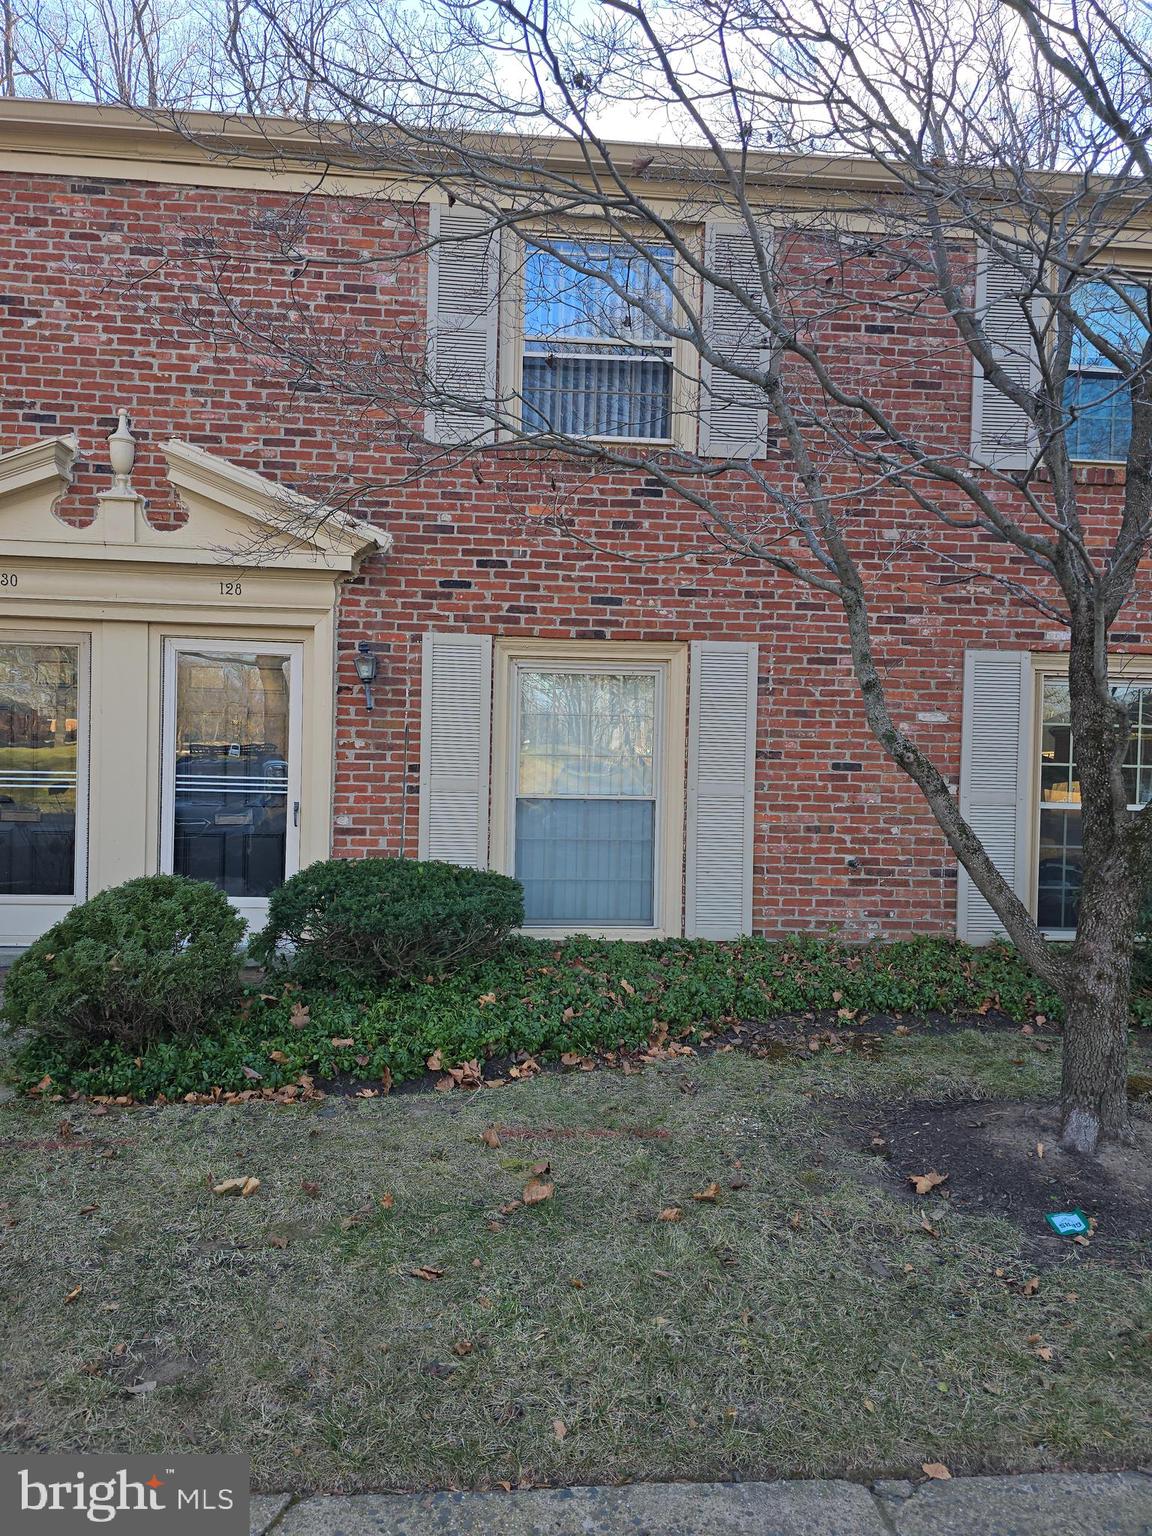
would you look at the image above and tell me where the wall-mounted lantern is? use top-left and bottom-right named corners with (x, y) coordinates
top-left (353, 643), bottom-right (379, 712)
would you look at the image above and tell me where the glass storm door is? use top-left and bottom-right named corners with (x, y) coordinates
top-left (0, 636), bottom-right (88, 943)
top-left (161, 640), bottom-right (302, 924)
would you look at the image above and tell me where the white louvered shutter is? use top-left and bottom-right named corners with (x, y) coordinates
top-left (418, 632), bottom-right (493, 867)
top-left (956, 650), bottom-right (1034, 942)
top-left (425, 205), bottom-right (500, 445)
top-left (700, 221), bottom-right (770, 458)
top-left (971, 246), bottom-right (1039, 470)
top-left (686, 641), bottom-right (758, 937)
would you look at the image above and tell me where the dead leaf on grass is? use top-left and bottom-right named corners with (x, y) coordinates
top-left (241, 1065), bottom-right (263, 1081)
top-left (1022, 1276), bottom-right (1041, 1296)
top-left (523, 1176), bottom-right (554, 1205)
top-left (301, 1180), bottom-right (320, 1197)
top-left (552, 1418), bottom-right (568, 1440)
top-left (78, 1204), bottom-right (99, 1216)
top-left (380, 1067), bottom-right (393, 1093)
top-left (289, 1002), bottom-right (310, 1030)
top-left (268, 1234), bottom-right (290, 1249)
top-left (921, 1462), bottom-right (951, 1481)
top-left (691, 1182), bottom-right (721, 1203)
top-left (411, 1266), bottom-right (445, 1282)
top-left (379, 1191), bottom-right (394, 1210)
top-left (481, 1127), bottom-right (502, 1149)
top-left (453, 1339), bottom-right (474, 1357)
top-left (213, 1176), bottom-right (260, 1198)
top-left (658, 1206), bottom-right (684, 1222)
top-left (908, 1170), bottom-right (948, 1196)
top-left (63, 1285), bottom-right (82, 1305)
top-left (426, 1049), bottom-right (443, 1072)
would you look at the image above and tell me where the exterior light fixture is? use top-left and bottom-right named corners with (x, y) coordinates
top-left (353, 643), bottom-right (379, 711)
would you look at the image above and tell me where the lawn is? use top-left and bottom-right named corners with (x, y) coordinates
top-left (1, 1028), bottom-right (1150, 1493)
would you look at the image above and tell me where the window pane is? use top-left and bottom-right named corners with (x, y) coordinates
top-left (516, 798), bottom-right (655, 924)
top-left (173, 651), bottom-right (290, 898)
top-left (519, 671), bottom-right (655, 797)
top-left (0, 643), bottom-right (79, 896)
top-left (522, 354), bottom-right (671, 439)
top-left (1037, 807), bottom-right (1082, 930)
top-left (524, 242), bottom-right (675, 343)
top-left (1063, 371), bottom-right (1132, 461)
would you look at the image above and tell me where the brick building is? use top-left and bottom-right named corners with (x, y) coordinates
top-left (0, 100), bottom-right (1141, 948)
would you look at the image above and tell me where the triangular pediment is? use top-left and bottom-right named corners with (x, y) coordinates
top-left (0, 432), bottom-right (391, 573)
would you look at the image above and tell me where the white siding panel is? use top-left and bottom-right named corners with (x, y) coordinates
top-left (425, 205), bottom-right (500, 445)
top-left (418, 632), bottom-right (493, 867)
top-left (957, 649), bottom-right (1034, 942)
top-left (700, 222), bottom-right (770, 458)
top-left (686, 641), bottom-right (758, 937)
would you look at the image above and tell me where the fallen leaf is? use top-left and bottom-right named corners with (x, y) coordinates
top-left (569, 1277), bottom-right (585, 1288)
top-left (301, 1180), bottom-right (320, 1197)
top-left (242, 1065), bottom-right (263, 1081)
top-left (552, 1418), bottom-right (568, 1440)
top-left (523, 1176), bottom-right (554, 1205)
top-left (530, 1160), bottom-right (551, 1176)
top-left (63, 1285), bottom-right (82, 1305)
top-left (1035, 1344), bottom-right (1054, 1361)
top-left (289, 1002), bottom-right (310, 1030)
top-left (213, 1176), bottom-right (260, 1197)
top-left (78, 1203), bottom-right (99, 1216)
top-left (268, 1234), bottom-right (289, 1249)
top-left (921, 1462), bottom-right (951, 1481)
top-left (919, 1213), bottom-right (939, 1237)
top-left (379, 1191), bottom-right (394, 1210)
top-left (453, 1339), bottom-right (474, 1357)
top-left (481, 1127), bottom-right (502, 1149)
top-left (620, 978), bottom-right (635, 995)
top-left (863, 1397), bottom-right (875, 1413)
top-left (380, 1067), bottom-right (393, 1093)
top-left (124, 1379), bottom-right (157, 1396)
top-left (909, 1170), bottom-right (948, 1196)
top-left (331, 1037), bottom-right (354, 1048)
top-left (1022, 1276), bottom-right (1041, 1296)
top-left (691, 1182), bottom-right (721, 1203)
top-left (411, 1266), bottom-right (444, 1282)
top-left (658, 1206), bottom-right (684, 1222)
top-left (477, 992), bottom-right (497, 1006)
top-left (426, 1049), bottom-right (443, 1072)
top-left (1036, 1141), bottom-right (1046, 1159)
top-left (894, 1024), bottom-right (911, 1036)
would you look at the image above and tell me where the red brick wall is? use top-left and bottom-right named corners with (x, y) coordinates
top-left (0, 168), bottom-right (1144, 937)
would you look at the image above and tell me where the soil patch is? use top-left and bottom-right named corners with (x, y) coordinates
top-left (857, 1098), bottom-right (1152, 1267)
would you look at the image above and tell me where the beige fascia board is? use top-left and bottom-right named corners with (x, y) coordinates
top-left (0, 433), bottom-right (77, 503)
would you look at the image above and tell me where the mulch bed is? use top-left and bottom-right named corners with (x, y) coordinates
top-left (850, 1097), bottom-right (1152, 1268)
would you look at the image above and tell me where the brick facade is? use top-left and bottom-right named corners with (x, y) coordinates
top-left (0, 164), bottom-right (1140, 938)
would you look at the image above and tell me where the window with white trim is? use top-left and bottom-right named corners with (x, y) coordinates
top-left (512, 665), bottom-right (661, 925)
top-left (1063, 279), bottom-right (1150, 461)
top-left (1036, 673), bottom-right (1152, 930)
top-left (521, 240), bottom-right (676, 440)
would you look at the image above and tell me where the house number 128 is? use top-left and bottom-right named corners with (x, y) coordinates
top-left (219, 581), bottom-right (243, 596)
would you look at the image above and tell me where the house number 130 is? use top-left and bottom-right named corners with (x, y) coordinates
top-left (219, 581), bottom-right (243, 596)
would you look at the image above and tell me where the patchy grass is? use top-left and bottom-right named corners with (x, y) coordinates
top-left (1, 1031), bottom-right (1151, 1494)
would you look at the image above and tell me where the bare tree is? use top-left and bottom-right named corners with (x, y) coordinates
top-left (103, 0), bottom-right (1152, 1153)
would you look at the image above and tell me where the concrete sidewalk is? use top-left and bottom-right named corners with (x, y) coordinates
top-left (250, 1471), bottom-right (1152, 1536)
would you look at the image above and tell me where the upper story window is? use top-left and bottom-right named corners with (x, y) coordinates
top-left (521, 240), bottom-right (676, 441)
top-left (1063, 279), bottom-right (1150, 462)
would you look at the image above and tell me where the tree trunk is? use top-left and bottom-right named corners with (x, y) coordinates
top-left (1060, 905), bottom-right (1134, 1153)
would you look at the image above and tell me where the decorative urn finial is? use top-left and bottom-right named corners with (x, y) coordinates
top-left (107, 409), bottom-right (136, 493)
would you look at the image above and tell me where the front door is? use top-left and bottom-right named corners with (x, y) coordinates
top-left (160, 639), bottom-right (302, 935)
top-left (0, 634), bottom-right (89, 946)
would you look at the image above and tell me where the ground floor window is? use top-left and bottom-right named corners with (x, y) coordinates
top-left (1036, 673), bottom-right (1152, 930)
top-left (513, 665), bottom-right (661, 926)
top-left (0, 640), bottom-right (83, 897)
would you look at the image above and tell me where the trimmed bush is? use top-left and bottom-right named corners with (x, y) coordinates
top-left (3, 874), bottom-right (246, 1053)
top-left (250, 857), bottom-right (524, 985)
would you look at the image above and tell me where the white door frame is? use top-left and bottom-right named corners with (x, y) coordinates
top-left (159, 636), bottom-right (303, 934)
top-left (0, 628), bottom-right (90, 946)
